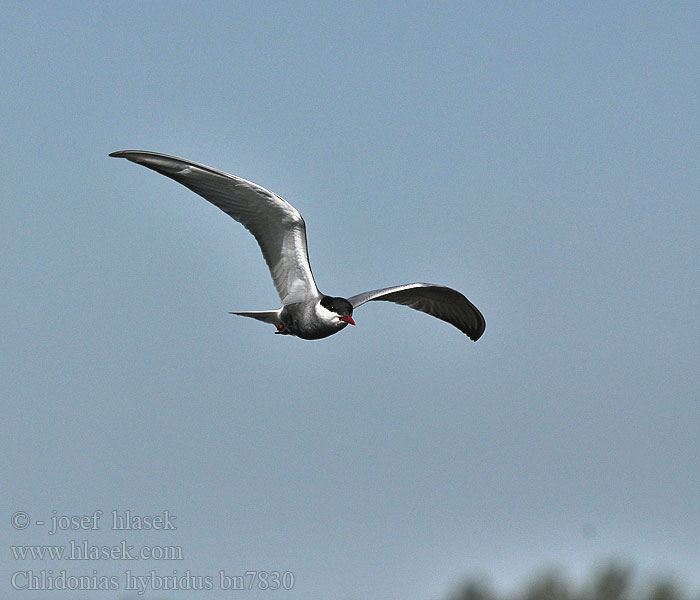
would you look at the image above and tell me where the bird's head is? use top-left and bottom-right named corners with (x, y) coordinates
top-left (319, 296), bottom-right (356, 327)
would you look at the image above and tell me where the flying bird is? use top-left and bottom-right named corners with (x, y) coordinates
top-left (110, 151), bottom-right (485, 341)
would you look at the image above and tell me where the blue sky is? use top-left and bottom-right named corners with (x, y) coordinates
top-left (2, 2), bottom-right (698, 599)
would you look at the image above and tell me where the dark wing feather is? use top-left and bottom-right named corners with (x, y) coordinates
top-left (348, 283), bottom-right (485, 341)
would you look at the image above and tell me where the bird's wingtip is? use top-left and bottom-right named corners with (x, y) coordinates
top-left (109, 150), bottom-right (145, 158)
top-left (469, 322), bottom-right (486, 342)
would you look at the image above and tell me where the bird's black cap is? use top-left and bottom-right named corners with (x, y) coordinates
top-left (320, 296), bottom-right (353, 316)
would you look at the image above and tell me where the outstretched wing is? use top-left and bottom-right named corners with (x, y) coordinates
top-left (348, 283), bottom-right (485, 341)
top-left (110, 150), bottom-right (319, 305)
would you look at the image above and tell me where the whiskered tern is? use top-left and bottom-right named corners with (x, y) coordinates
top-left (110, 151), bottom-right (485, 341)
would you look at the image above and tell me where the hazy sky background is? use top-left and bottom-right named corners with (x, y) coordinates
top-left (2, 3), bottom-right (698, 600)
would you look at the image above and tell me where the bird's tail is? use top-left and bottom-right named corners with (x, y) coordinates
top-left (229, 310), bottom-right (280, 325)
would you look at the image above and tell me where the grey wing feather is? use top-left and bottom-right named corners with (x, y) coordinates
top-left (110, 150), bottom-right (318, 305)
top-left (348, 283), bottom-right (485, 341)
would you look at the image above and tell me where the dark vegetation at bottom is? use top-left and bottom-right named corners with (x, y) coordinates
top-left (449, 563), bottom-right (696, 600)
